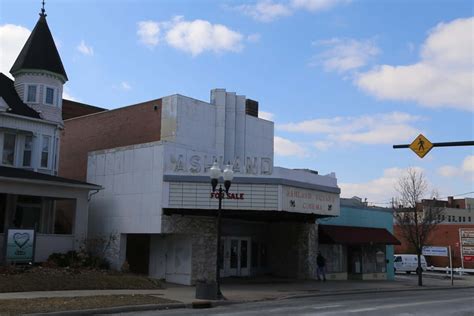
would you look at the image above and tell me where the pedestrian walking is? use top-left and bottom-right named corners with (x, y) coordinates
top-left (316, 251), bottom-right (326, 281)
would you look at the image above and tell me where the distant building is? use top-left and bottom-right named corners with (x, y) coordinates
top-left (0, 9), bottom-right (99, 263)
top-left (394, 196), bottom-right (474, 269)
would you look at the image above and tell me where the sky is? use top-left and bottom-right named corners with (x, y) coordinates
top-left (1, 0), bottom-right (473, 206)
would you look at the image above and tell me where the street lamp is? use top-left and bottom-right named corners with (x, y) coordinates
top-left (209, 160), bottom-right (233, 299)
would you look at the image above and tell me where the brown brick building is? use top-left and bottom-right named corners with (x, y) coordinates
top-left (395, 224), bottom-right (474, 269)
top-left (59, 99), bottom-right (162, 181)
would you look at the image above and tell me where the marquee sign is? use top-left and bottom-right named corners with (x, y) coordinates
top-left (281, 186), bottom-right (340, 216)
top-left (166, 151), bottom-right (273, 176)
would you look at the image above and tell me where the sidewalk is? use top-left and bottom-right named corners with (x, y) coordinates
top-left (0, 274), bottom-right (473, 315)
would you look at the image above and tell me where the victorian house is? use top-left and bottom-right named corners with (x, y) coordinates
top-left (0, 8), bottom-right (100, 263)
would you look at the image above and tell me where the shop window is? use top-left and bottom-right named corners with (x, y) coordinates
top-left (0, 194), bottom-right (6, 233)
top-left (41, 135), bottom-right (50, 168)
top-left (23, 135), bottom-right (33, 167)
top-left (251, 242), bottom-right (258, 268)
top-left (2, 133), bottom-right (16, 166)
top-left (27, 85), bottom-right (37, 102)
top-left (260, 243), bottom-right (267, 267)
top-left (320, 244), bottom-right (345, 273)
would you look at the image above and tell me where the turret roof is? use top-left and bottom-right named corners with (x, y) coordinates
top-left (10, 13), bottom-right (68, 81)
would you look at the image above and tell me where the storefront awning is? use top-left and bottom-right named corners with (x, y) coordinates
top-left (319, 224), bottom-right (401, 245)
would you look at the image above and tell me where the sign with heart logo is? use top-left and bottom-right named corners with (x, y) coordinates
top-left (13, 233), bottom-right (30, 249)
top-left (6, 229), bottom-right (35, 263)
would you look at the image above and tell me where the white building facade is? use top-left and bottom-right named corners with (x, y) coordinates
top-left (0, 10), bottom-right (100, 264)
top-left (87, 89), bottom-right (340, 284)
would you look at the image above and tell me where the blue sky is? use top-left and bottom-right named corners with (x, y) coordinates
top-left (1, 0), bottom-right (473, 205)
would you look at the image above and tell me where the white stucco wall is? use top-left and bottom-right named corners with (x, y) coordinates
top-left (87, 142), bottom-right (165, 235)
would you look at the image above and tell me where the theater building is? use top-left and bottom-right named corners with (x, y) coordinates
top-left (0, 9), bottom-right (100, 263)
top-left (61, 90), bottom-right (341, 284)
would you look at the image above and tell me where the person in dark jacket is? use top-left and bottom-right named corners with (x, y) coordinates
top-left (316, 251), bottom-right (326, 281)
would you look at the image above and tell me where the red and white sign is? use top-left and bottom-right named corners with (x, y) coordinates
top-left (460, 228), bottom-right (474, 262)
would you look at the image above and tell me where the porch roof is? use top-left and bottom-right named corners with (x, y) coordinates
top-left (0, 167), bottom-right (101, 190)
top-left (319, 224), bottom-right (401, 245)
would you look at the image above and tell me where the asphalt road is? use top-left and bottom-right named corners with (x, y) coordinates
top-left (108, 288), bottom-right (474, 316)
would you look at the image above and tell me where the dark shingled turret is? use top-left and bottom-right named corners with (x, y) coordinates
top-left (10, 12), bottom-right (68, 82)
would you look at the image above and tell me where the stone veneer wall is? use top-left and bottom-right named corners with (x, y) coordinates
top-left (267, 222), bottom-right (317, 279)
top-left (161, 214), bottom-right (217, 284)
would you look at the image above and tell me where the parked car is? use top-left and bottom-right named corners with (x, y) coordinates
top-left (394, 254), bottom-right (427, 274)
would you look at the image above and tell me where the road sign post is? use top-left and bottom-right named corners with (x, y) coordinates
top-left (393, 135), bottom-right (474, 158)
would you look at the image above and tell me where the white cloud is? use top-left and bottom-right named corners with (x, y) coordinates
top-left (247, 33), bottom-right (261, 43)
top-left (462, 156), bottom-right (474, 173)
top-left (137, 21), bottom-right (160, 48)
top-left (340, 167), bottom-right (425, 204)
top-left (278, 112), bottom-right (421, 147)
top-left (311, 38), bottom-right (380, 72)
top-left (291, 0), bottom-right (350, 12)
top-left (120, 81), bottom-right (131, 91)
top-left (0, 24), bottom-right (30, 77)
top-left (138, 17), bottom-right (244, 55)
top-left (62, 87), bottom-right (79, 102)
top-left (438, 155), bottom-right (474, 178)
top-left (259, 110), bottom-right (274, 121)
top-left (236, 1), bottom-right (292, 22)
top-left (166, 17), bottom-right (243, 55)
top-left (274, 136), bottom-right (307, 157)
top-left (356, 17), bottom-right (474, 111)
top-left (234, 0), bottom-right (348, 22)
top-left (437, 166), bottom-right (460, 177)
top-left (77, 40), bottom-right (94, 56)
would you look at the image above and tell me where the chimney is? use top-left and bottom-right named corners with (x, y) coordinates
top-left (448, 196), bottom-right (454, 207)
top-left (245, 99), bottom-right (258, 117)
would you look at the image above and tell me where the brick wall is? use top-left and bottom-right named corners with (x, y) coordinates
top-left (59, 99), bottom-right (162, 181)
top-left (394, 224), bottom-right (474, 268)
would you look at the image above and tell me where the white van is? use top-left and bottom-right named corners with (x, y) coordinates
top-left (394, 254), bottom-right (427, 274)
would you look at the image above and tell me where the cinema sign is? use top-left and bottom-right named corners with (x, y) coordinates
top-left (168, 153), bottom-right (273, 175)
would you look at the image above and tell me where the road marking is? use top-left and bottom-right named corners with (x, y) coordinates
top-left (311, 296), bottom-right (473, 315)
top-left (311, 304), bottom-right (343, 310)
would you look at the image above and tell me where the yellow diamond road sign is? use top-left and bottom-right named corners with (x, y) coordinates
top-left (409, 134), bottom-right (433, 158)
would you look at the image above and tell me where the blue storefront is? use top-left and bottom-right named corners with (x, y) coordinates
top-left (318, 197), bottom-right (400, 280)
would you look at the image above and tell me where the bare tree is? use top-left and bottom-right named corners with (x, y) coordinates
top-left (393, 168), bottom-right (444, 286)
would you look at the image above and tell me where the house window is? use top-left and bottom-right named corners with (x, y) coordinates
top-left (469, 217), bottom-right (472, 222)
top-left (442, 215), bottom-right (445, 221)
top-left (27, 85), bottom-right (37, 102)
top-left (23, 135), bottom-right (33, 167)
top-left (2, 133), bottom-right (16, 165)
top-left (463, 217), bottom-right (466, 222)
top-left (41, 135), bottom-right (51, 168)
top-left (448, 216), bottom-right (451, 222)
top-left (45, 87), bottom-right (55, 105)
top-left (459, 216), bottom-right (462, 222)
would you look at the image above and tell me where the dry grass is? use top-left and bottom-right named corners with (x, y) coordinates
top-left (0, 267), bottom-right (162, 293)
top-left (0, 295), bottom-right (177, 315)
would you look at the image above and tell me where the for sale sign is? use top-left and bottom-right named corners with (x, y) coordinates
top-left (460, 229), bottom-right (474, 262)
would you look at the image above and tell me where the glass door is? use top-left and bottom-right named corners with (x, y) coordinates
top-left (222, 237), bottom-right (251, 277)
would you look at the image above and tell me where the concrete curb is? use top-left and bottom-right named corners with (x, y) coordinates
top-left (25, 303), bottom-right (187, 316)
top-left (23, 285), bottom-right (474, 315)
top-left (277, 285), bottom-right (474, 301)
